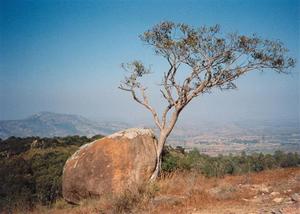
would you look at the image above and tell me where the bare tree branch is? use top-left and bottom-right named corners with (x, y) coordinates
top-left (120, 21), bottom-right (295, 180)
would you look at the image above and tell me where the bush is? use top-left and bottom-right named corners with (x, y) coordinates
top-left (161, 147), bottom-right (300, 177)
top-left (0, 157), bottom-right (35, 211)
top-left (0, 135), bottom-right (104, 211)
top-left (30, 151), bottom-right (71, 204)
top-left (112, 183), bottom-right (158, 214)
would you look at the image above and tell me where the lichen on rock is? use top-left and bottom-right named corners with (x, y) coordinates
top-left (107, 128), bottom-right (155, 140)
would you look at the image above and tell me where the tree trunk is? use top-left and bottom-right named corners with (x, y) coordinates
top-left (149, 110), bottom-right (180, 181)
top-left (150, 131), bottom-right (168, 181)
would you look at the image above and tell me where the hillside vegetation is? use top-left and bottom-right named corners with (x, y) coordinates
top-left (0, 135), bottom-right (103, 212)
top-left (0, 112), bottom-right (128, 139)
top-left (162, 146), bottom-right (300, 177)
top-left (0, 136), bottom-right (299, 213)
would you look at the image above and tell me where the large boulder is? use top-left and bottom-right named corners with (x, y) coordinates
top-left (62, 128), bottom-right (157, 204)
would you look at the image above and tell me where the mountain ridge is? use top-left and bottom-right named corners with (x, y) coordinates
top-left (0, 112), bottom-right (129, 139)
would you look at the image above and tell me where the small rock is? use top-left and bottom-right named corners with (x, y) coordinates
top-left (281, 203), bottom-right (300, 213)
top-left (291, 193), bottom-right (300, 202)
top-left (251, 184), bottom-right (270, 193)
top-left (260, 186), bottom-right (270, 193)
top-left (271, 192), bottom-right (280, 197)
top-left (270, 209), bottom-right (282, 214)
top-left (252, 197), bottom-right (263, 203)
top-left (259, 208), bottom-right (269, 213)
top-left (283, 197), bottom-right (293, 203)
top-left (273, 197), bottom-right (284, 203)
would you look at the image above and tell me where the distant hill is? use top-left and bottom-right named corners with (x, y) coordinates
top-left (0, 112), bottom-right (128, 139)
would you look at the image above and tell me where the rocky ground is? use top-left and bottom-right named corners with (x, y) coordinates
top-left (30, 168), bottom-right (299, 214)
top-left (147, 168), bottom-right (300, 214)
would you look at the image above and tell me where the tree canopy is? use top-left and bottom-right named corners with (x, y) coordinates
top-left (119, 21), bottom-right (295, 179)
top-left (120, 21), bottom-right (295, 130)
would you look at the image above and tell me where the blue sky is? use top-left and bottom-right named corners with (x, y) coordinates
top-left (0, 0), bottom-right (299, 125)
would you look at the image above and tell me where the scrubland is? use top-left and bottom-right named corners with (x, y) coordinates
top-left (29, 168), bottom-right (300, 214)
top-left (1, 137), bottom-right (299, 214)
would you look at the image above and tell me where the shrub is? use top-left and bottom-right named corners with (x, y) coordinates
top-left (0, 157), bottom-right (35, 212)
top-left (0, 135), bottom-right (104, 211)
top-left (112, 183), bottom-right (158, 213)
top-left (161, 147), bottom-right (299, 177)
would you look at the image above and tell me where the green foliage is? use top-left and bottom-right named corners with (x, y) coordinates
top-left (30, 150), bottom-right (71, 204)
top-left (0, 134), bottom-right (298, 212)
top-left (0, 135), bottom-right (103, 212)
top-left (0, 156), bottom-right (35, 211)
top-left (161, 147), bottom-right (300, 177)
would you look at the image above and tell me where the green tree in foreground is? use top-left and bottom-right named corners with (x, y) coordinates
top-left (120, 21), bottom-right (295, 180)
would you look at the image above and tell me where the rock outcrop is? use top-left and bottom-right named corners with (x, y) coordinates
top-left (62, 128), bottom-right (157, 204)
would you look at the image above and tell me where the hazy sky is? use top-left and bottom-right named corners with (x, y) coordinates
top-left (0, 0), bottom-right (299, 125)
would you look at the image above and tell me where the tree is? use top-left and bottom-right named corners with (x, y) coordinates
top-left (119, 21), bottom-right (295, 180)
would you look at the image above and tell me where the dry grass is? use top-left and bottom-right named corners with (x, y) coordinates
top-left (27, 167), bottom-right (300, 214)
top-left (140, 168), bottom-right (300, 213)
